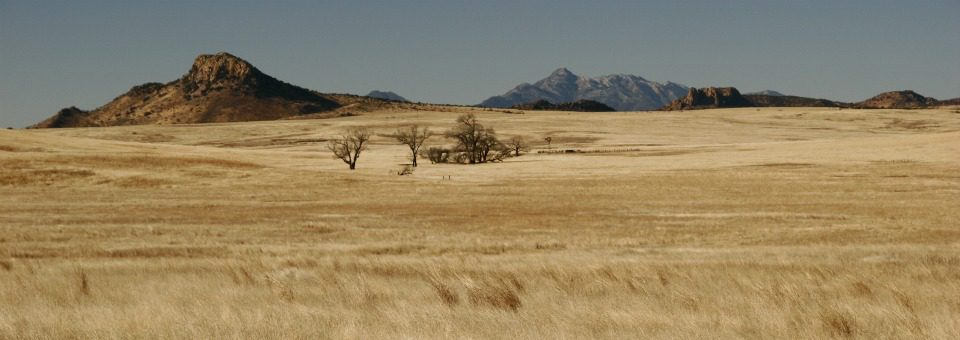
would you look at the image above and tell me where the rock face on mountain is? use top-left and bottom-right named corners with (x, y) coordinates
top-left (32, 52), bottom-right (342, 128)
top-left (856, 90), bottom-right (939, 109)
top-left (510, 99), bottom-right (615, 112)
top-left (744, 94), bottom-right (847, 108)
top-left (366, 90), bottom-right (408, 102)
top-left (480, 68), bottom-right (687, 111)
top-left (661, 87), bottom-right (752, 110)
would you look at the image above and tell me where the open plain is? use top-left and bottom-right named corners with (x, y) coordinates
top-left (1, 107), bottom-right (959, 339)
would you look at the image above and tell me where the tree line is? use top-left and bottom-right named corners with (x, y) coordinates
top-left (326, 113), bottom-right (529, 170)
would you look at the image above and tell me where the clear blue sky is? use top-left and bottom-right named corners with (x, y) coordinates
top-left (1, 0), bottom-right (958, 127)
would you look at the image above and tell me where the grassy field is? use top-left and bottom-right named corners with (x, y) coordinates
top-left (1, 107), bottom-right (959, 339)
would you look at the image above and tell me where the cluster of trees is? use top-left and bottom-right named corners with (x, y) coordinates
top-left (326, 114), bottom-right (528, 170)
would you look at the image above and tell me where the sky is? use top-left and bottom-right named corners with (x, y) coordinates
top-left (1, 0), bottom-right (958, 128)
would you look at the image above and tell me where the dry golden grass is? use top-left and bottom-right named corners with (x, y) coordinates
top-left (1, 107), bottom-right (958, 339)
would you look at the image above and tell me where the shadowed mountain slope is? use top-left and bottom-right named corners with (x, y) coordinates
top-left (510, 99), bottom-right (615, 112)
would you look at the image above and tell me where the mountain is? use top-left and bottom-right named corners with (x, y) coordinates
top-left (661, 87), bottom-right (752, 110)
top-left (366, 90), bottom-right (408, 102)
top-left (480, 68), bottom-right (687, 111)
top-left (745, 90), bottom-right (785, 96)
top-left (510, 99), bottom-right (615, 112)
top-left (939, 97), bottom-right (960, 106)
top-left (744, 94), bottom-right (847, 108)
top-left (33, 52), bottom-right (344, 128)
top-left (856, 90), bottom-right (939, 109)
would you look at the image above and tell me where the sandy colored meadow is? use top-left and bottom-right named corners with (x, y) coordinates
top-left (1, 107), bottom-right (959, 339)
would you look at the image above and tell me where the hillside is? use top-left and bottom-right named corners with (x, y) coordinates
top-left (480, 68), bottom-right (687, 111)
top-left (856, 90), bottom-right (940, 109)
top-left (939, 97), bottom-right (960, 106)
top-left (510, 99), bottom-right (615, 112)
top-left (31, 53), bottom-right (407, 128)
top-left (366, 90), bottom-right (409, 102)
top-left (744, 94), bottom-right (847, 108)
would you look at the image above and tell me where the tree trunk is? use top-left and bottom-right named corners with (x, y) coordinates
top-left (412, 154), bottom-right (418, 167)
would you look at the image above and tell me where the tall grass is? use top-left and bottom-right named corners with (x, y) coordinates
top-left (2, 107), bottom-right (959, 338)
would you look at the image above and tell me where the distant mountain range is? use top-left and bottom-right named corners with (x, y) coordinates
top-left (29, 53), bottom-right (960, 128)
top-left (481, 70), bottom-right (959, 112)
top-left (366, 90), bottom-right (408, 102)
top-left (480, 68), bottom-right (687, 111)
top-left (663, 87), bottom-right (957, 111)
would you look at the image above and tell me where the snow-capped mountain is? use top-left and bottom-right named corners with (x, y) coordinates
top-left (480, 68), bottom-right (687, 111)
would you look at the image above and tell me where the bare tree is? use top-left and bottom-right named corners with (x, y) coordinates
top-left (393, 125), bottom-right (433, 167)
top-left (475, 127), bottom-right (501, 163)
top-left (447, 114), bottom-right (483, 164)
top-left (506, 136), bottom-right (527, 156)
top-left (327, 127), bottom-right (372, 170)
top-left (446, 113), bottom-right (507, 164)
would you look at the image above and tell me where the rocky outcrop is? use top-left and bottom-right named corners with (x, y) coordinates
top-left (366, 90), bottom-right (408, 102)
top-left (32, 52), bottom-right (342, 128)
top-left (661, 87), bottom-right (752, 110)
top-left (510, 99), bottom-right (615, 112)
top-left (480, 68), bottom-right (687, 111)
top-left (856, 90), bottom-right (939, 109)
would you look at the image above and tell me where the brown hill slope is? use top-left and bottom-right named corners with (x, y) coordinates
top-left (856, 90), bottom-right (939, 109)
top-left (32, 53), bottom-right (345, 128)
top-left (744, 94), bottom-right (847, 108)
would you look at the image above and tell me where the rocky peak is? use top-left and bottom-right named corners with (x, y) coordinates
top-left (662, 87), bottom-right (752, 110)
top-left (32, 52), bottom-right (343, 128)
top-left (544, 67), bottom-right (579, 83)
top-left (550, 67), bottom-right (575, 77)
top-left (183, 52), bottom-right (259, 85)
